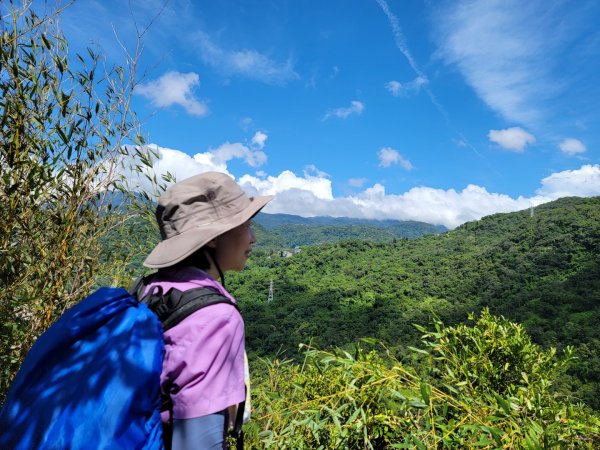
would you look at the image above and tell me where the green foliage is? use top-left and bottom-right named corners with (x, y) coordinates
top-left (253, 213), bottom-right (445, 250)
top-left (244, 312), bottom-right (599, 449)
top-left (228, 197), bottom-right (600, 410)
top-left (418, 309), bottom-right (565, 398)
top-left (0, 2), bottom-right (162, 402)
top-left (1, 3), bottom-right (598, 446)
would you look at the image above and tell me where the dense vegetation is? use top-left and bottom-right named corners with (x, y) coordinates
top-left (253, 213), bottom-right (446, 250)
top-left (242, 311), bottom-right (600, 448)
top-left (2, 3), bottom-right (599, 448)
top-left (228, 197), bottom-right (600, 411)
top-left (0, 2), bottom-right (163, 400)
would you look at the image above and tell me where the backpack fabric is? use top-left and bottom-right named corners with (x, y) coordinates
top-left (0, 287), bottom-right (164, 450)
top-left (0, 282), bottom-right (239, 450)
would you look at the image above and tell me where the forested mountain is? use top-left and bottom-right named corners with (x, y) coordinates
top-left (4, 7), bottom-right (597, 444)
top-left (228, 196), bottom-right (600, 410)
top-left (253, 213), bottom-right (446, 249)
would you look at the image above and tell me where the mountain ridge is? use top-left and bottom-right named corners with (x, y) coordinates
top-left (229, 196), bottom-right (600, 410)
top-left (253, 212), bottom-right (446, 248)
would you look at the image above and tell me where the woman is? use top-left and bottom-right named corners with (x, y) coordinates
top-left (142, 172), bottom-right (272, 449)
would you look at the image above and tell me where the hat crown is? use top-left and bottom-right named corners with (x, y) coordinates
top-left (143, 172), bottom-right (273, 269)
top-left (157, 172), bottom-right (248, 239)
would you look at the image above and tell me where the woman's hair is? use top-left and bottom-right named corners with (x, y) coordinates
top-left (173, 246), bottom-right (212, 271)
top-left (174, 246), bottom-right (225, 286)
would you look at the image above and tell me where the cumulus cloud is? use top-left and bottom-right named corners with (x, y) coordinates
top-left (243, 180), bottom-right (537, 229)
top-left (488, 127), bottom-right (536, 152)
top-left (117, 137), bottom-right (268, 191)
top-left (134, 71), bottom-right (208, 116)
top-left (251, 131), bottom-right (268, 150)
top-left (239, 170), bottom-right (333, 201)
top-left (211, 142), bottom-right (267, 168)
top-left (536, 164), bottom-right (600, 198)
top-left (323, 100), bottom-right (364, 121)
top-left (120, 144), bottom-right (600, 229)
top-left (116, 144), bottom-right (229, 193)
top-left (558, 138), bottom-right (586, 156)
top-left (195, 31), bottom-right (299, 85)
top-left (247, 164), bottom-right (600, 229)
top-left (378, 147), bottom-right (413, 170)
top-left (385, 76), bottom-right (428, 96)
top-left (255, 166), bottom-right (600, 229)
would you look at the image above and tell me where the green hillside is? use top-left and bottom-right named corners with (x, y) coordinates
top-left (229, 196), bottom-right (600, 410)
top-left (253, 213), bottom-right (446, 249)
top-left (3, 7), bottom-right (598, 445)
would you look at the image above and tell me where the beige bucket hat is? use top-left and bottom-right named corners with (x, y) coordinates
top-left (144, 172), bottom-right (273, 269)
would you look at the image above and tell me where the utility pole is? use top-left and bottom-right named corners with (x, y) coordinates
top-left (267, 279), bottom-right (274, 303)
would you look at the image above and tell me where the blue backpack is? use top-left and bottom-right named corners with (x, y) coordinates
top-left (0, 281), bottom-right (240, 450)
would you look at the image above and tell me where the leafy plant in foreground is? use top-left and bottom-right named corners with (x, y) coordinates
top-left (0, 2), bottom-right (163, 403)
top-left (243, 311), bottom-right (599, 449)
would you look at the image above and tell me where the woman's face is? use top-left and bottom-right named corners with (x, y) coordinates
top-left (213, 220), bottom-right (256, 272)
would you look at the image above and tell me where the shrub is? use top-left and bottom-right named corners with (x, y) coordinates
top-left (244, 311), bottom-right (600, 449)
top-left (0, 2), bottom-right (162, 402)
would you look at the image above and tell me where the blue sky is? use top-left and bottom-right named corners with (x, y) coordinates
top-left (57, 0), bottom-right (599, 228)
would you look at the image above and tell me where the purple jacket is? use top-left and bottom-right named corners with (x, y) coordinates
top-left (145, 266), bottom-right (246, 421)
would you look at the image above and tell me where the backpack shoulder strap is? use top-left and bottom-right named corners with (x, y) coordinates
top-left (129, 274), bottom-right (156, 300)
top-left (130, 275), bottom-right (238, 331)
top-left (156, 287), bottom-right (240, 332)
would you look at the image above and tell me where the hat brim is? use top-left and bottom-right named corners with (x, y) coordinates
top-left (143, 194), bottom-right (273, 269)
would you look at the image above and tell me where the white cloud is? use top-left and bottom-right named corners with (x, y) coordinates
top-left (239, 170), bottom-right (333, 201)
top-left (115, 144), bottom-right (229, 193)
top-left (378, 147), bottom-right (413, 170)
top-left (434, 1), bottom-right (564, 125)
top-left (348, 177), bottom-right (367, 188)
top-left (385, 81), bottom-right (402, 96)
top-left (134, 71), bottom-right (208, 117)
top-left (243, 164), bottom-right (600, 229)
top-left (376, 0), bottom-right (451, 124)
top-left (558, 138), bottom-right (586, 156)
top-left (304, 165), bottom-right (330, 179)
top-left (323, 100), bottom-right (365, 121)
top-left (251, 131), bottom-right (268, 150)
top-left (245, 180), bottom-right (537, 229)
top-left (117, 137), bottom-right (268, 191)
top-left (385, 76), bottom-right (428, 96)
top-left (536, 164), bottom-right (600, 198)
top-left (488, 127), bottom-right (535, 152)
top-left (375, 0), bottom-right (420, 77)
top-left (195, 31), bottom-right (299, 85)
top-left (120, 146), bottom-right (600, 229)
top-left (211, 142), bottom-right (267, 168)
